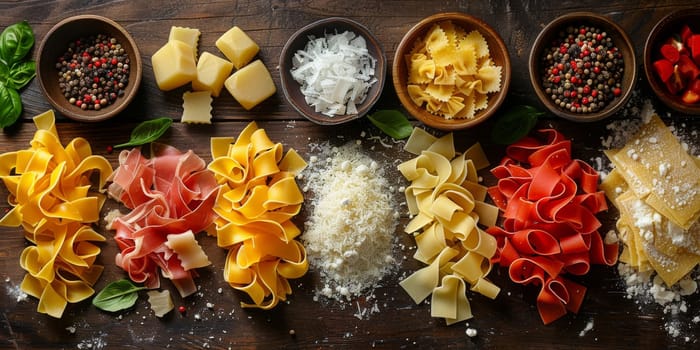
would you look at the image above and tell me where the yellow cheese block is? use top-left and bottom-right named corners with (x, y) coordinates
top-left (168, 26), bottom-right (200, 58)
top-left (224, 59), bottom-right (276, 110)
top-left (192, 52), bottom-right (234, 97)
top-left (151, 40), bottom-right (197, 91)
top-left (181, 91), bottom-right (213, 124)
top-left (216, 26), bottom-right (259, 69)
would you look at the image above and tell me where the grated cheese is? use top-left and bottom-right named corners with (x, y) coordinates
top-left (301, 142), bottom-right (398, 304)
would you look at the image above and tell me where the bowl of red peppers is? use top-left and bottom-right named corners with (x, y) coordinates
top-left (644, 8), bottom-right (700, 115)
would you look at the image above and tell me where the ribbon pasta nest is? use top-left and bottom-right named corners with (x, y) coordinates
top-left (486, 129), bottom-right (618, 324)
top-left (208, 122), bottom-right (308, 309)
top-left (398, 128), bottom-right (501, 325)
top-left (0, 110), bottom-right (113, 318)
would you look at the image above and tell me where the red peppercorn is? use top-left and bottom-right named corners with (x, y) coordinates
top-left (570, 76), bottom-right (578, 84)
top-left (94, 61), bottom-right (101, 68)
top-left (577, 40), bottom-right (584, 47)
top-left (591, 90), bottom-right (598, 98)
top-left (106, 145), bottom-right (113, 154)
top-left (178, 306), bottom-right (186, 313)
top-left (570, 61), bottom-right (577, 70)
top-left (582, 97), bottom-right (589, 105)
top-left (94, 77), bottom-right (99, 83)
top-left (593, 66), bottom-right (601, 74)
top-left (552, 76), bottom-right (561, 84)
top-left (613, 87), bottom-right (622, 96)
top-left (583, 85), bottom-right (591, 94)
top-left (596, 34), bottom-right (603, 41)
top-left (579, 28), bottom-right (586, 35)
top-left (570, 90), bottom-right (577, 98)
top-left (551, 67), bottom-right (559, 75)
top-left (75, 100), bottom-right (82, 107)
top-left (111, 58), bottom-right (118, 65)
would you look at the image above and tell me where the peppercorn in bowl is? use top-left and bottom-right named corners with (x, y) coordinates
top-left (529, 12), bottom-right (636, 122)
top-left (37, 14), bottom-right (142, 122)
top-left (279, 17), bottom-right (386, 125)
top-left (392, 12), bottom-right (511, 131)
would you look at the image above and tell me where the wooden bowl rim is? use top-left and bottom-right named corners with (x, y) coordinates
top-left (528, 11), bottom-right (637, 122)
top-left (392, 12), bottom-right (511, 131)
top-left (36, 14), bottom-right (142, 122)
top-left (279, 17), bottom-right (387, 125)
top-left (643, 8), bottom-right (700, 115)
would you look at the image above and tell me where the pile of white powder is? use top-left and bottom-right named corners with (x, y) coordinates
top-left (301, 141), bottom-right (400, 309)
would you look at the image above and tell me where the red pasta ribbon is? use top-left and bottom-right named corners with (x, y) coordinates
top-left (487, 129), bottom-right (618, 324)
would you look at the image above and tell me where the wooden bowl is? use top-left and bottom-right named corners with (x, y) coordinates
top-left (529, 12), bottom-right (636, 122)
top-left (279, 17), bottom-right (386, 125)
top-left (392, 12), bottom-right (511, 131)
top-left (36, 15), bottom-right (142, 122)
top-left (644, 8), bottom-right (700, 115)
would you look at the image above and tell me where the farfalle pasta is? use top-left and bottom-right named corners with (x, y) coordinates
top-left (398, 128), bottom-right (500, 325)
top-left (405, 21), bottom-right (502, 119)
top-left (107, 143), bottom-right (218, 297)
top-left (0, 110), bottom-right (112, 318)
top-left (486, 129), bottom-right (618, 325)
top-left (207, 122), bottom-right (308, 309)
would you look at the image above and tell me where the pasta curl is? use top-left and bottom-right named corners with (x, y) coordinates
top-left (208, 122), bottom-right (308, 309)
top-left (0, 110), bottom-right (112, 318)
top-left (398, 128), bottom-right (499, 325)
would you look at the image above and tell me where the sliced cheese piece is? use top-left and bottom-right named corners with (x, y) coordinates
top-left (168, 26), bottom-right (201, 59)
top-left (151, 40), bottom-right (197, 91)
top-left (192, 52), bottom-right (234, 97)
top-left (147, 290), bottom-right (174, 317)
top-left (165, 230), bottom-right (211, 270)
top-left (224, 59), bottom-right (276, 110)
top-left (216, 26), bottom-right (260, 69)
top-left (181, 91), bottom-right (213, 124)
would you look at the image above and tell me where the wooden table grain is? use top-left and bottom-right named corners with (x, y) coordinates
top-left (1, 1), bottom-right (699, 349)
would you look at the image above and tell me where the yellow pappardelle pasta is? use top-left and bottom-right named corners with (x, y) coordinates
top-left (398, 128), bottom-right (500, 325)
top-left (406, 21), bottom-right (502, 119)
top-left (601, 113), bottom-right (700, 287)
top-left (0, 110), bottom-right (113, 318)
top-left (207, 122), bottom-right (308, 309)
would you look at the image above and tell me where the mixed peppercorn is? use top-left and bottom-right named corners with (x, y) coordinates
top-left (540, 25), bottom-right (624, 114)
top-left (55, 34), bottom-right (130, 111)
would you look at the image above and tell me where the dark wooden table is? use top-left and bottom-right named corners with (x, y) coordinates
top-left (1, 1), bottom-right (699, 349)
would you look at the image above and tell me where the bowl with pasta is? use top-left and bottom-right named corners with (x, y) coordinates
top-left (392, 12), bottom-right (511, 131)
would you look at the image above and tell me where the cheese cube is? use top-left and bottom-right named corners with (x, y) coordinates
top-left (224, 59), bottom-right (276, 110)
top-left (168, 26), bottom-right (200, 58)
top-left (151, 40), bottom-right (197, 91)
top-left (181, 91), bottom-right (213, 124)
top-left (215, 26), bottom-right (259, 69)
top-left (192, 52), bottom-right (234, 97)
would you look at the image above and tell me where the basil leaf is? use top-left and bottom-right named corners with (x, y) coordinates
top-left (8, 60), bottom-right (35, 89)
top-left (92, 279), bottom-right (145, 312)
top-left (490, 105), bottom-right (544, 145)
top-left (367, 109), bottom-right (413, 139)
top-left (114, 117), bottom-right (173, 148)
top-left (0, 81), bottom-right (22, 128)
top-left (0, 21), bottom-right (34, 66)
top-left (0, 62), bottom-right (9, 84)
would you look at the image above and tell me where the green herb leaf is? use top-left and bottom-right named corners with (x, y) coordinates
top-left (8, 60), bottom-right (35, 89)
top-left (367, 109), bottom-right (413, 139)
top-left (490, 105), bottom-right (544, 145)
top-left (92, 279), bottom-right (146, 312)
top-left (115, 118), bottom-right (173, 148)
top-left (0, 80), bottom-right (22, 128)
top-left (0, 20), bottom-right (35, 66)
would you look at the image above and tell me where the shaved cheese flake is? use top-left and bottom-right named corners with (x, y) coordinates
top-left (147, 290), bottom-right (174, 317)
top-left (165, 230), bottom-right (212, 270)
top-left (290, 30), bottom-right (377, 117)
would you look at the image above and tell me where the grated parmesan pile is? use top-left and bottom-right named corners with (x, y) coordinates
top-left (301, 142), bottom-right (399, 304)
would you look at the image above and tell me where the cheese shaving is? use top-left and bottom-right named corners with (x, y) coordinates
top-left (290, 30), bottom-right (378, 117)
top-left (0, 110), bottom-right (113, 318)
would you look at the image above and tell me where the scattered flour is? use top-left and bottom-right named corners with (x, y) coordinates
top-left (578, 319), bottom-right (594, 337)
top-left (4, 277), bottom-right (27, 302)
